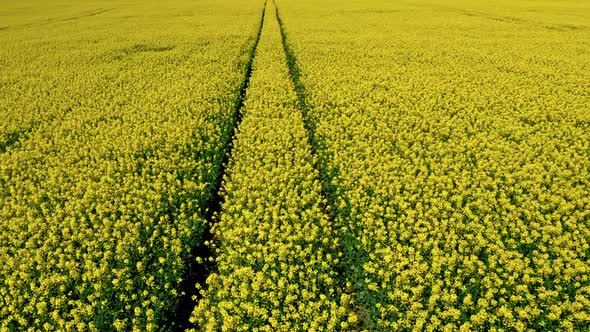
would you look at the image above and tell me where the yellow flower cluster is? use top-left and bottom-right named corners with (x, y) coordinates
top-left (0, 0), bottom-right (264, 330)
top-left (276, 0), bottom-right (589, 330)
top-left (188, 2), bottom-right (351, 330)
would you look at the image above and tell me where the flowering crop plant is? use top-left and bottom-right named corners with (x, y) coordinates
top-left (1, 0), bottom-right (588, 330)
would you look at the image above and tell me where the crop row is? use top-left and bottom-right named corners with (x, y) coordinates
top-left (0, 0), bottom-right (264, 330)
top-left (276, 0), bottom-right (590, 330)
top-left (188, 2), bottom-right (351, 330)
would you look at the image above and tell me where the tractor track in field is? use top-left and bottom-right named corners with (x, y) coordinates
top-left (0, 8), bottom-right (115, 31)
top-left (275, 0), bottom-right (343, 215)
top-left (168, 1), bottom-right (267, 330)
top-left (59, 8), bottom-right (114, 22)
top-left (274, 1), bottom-right (374, 328)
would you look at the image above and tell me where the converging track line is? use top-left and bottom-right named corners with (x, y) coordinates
top-left (169, 2), bottom-right (267, 330)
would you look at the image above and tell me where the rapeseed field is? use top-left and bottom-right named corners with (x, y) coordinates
top-left (1, 0), bottom-right (588, 330)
